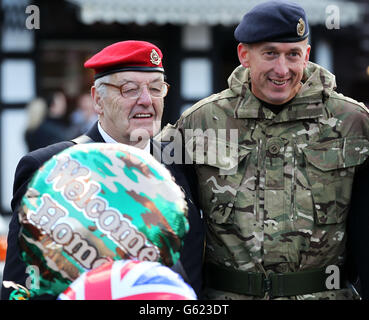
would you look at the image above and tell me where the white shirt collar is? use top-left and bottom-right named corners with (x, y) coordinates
top-left (143, 140), bottom-right (151, 153)
top-left (97, 121), bottom-right (150, 153)
top-left (97, 121), bottom-right (117, 144)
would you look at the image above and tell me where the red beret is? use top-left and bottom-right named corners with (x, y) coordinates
top-left (84, 40), bottom-right (164, 80)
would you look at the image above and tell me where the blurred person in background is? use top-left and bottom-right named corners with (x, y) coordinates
top-left (23, 97), bottom-right (47, 151)
top-left (70, 92), bottom-right (98, 136)
top-left (24, 91), bottom-right (78, 151)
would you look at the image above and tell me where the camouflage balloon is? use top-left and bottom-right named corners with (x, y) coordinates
top-left (16, 143), bottom-right (188, 298)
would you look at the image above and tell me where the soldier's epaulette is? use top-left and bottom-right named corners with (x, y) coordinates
top-left (180, 89), bottom-right (237, 120)
top-left (330, 92), bottom-right (369, 115)
top-left (358, 102), bottom-right (369, 115)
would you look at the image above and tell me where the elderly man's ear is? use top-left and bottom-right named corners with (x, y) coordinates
top-left (91, 86), bottom-right (103, 115)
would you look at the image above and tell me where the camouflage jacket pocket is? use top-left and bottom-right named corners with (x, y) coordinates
top-left (193, 141), bottom-right (252, 225)
top-left (303, 137), bottom-right (369, 225)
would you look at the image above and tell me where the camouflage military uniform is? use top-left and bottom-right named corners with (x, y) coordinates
top-left (157, 62), bottom-right (369, 299)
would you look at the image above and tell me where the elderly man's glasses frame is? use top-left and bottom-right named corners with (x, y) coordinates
top-left (100, 81), bottom-right (170, 99)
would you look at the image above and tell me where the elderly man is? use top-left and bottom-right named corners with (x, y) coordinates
top-left (1, 41), bottom-right (204, 299)
top-left (157, 1), bottom-right (369, 299)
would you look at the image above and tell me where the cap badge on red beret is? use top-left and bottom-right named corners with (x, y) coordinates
top-left (150, 49), bottom-right (161, 66)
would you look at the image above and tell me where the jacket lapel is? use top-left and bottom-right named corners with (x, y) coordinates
top-left (85, 121), bottom-right (104, 142)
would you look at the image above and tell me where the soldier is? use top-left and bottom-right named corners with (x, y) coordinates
top-left (157, 1), bottom-right (369, 299)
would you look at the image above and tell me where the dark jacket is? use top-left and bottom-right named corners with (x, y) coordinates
top-left (1, 122), bottom-right (204, 300)
top-left (347, 160), bottom-right (369, 300)
top-left (25, 117), bottom-right (78, 152)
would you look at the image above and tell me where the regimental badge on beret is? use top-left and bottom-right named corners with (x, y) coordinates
top-left (150, 49), bottom-right (161, 66)
top-left (297, 18), bottom-right (305, 37)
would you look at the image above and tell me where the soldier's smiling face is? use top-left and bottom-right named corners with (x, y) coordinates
top-left (238, 40), bottom-right (311, 105)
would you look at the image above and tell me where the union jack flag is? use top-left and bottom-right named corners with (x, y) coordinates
top-left (58, 260), bottom-right (197, 300)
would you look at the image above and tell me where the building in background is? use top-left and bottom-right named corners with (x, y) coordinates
top-left (0, 0), bottom-right (369, 215)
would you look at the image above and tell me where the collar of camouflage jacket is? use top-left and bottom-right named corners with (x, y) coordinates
top-left (230, 61), bottom-right (337, 122)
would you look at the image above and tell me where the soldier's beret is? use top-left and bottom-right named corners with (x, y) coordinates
top-left (84, 40), bottom-right (164, 80)
top-left (234, 1), bottom-right (309, 44)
